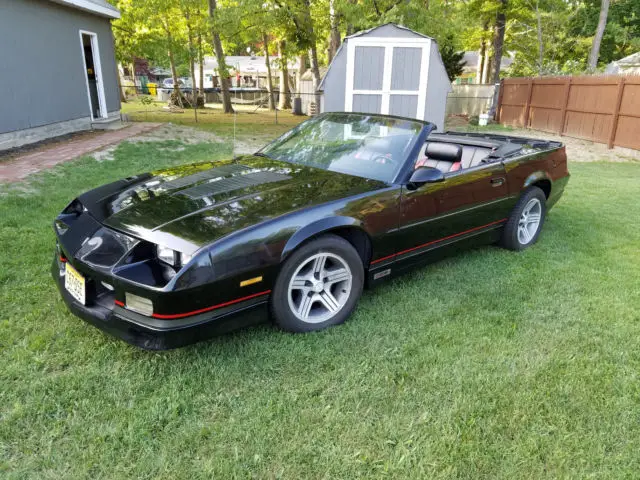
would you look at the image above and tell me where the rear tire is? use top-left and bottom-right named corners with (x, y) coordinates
top-left (500, 186), bottom-right (547, 251)
top-left (271, 234), bottom-right (364, 333)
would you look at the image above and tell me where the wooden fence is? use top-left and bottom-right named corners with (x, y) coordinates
top-left (496, 75), bottom-right (640, 150)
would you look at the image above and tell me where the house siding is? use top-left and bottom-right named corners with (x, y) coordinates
top-left (0, 0), bottom-right (120, 135)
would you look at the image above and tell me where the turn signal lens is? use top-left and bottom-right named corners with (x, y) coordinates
top-left (125, 293), bottom-right (153, 316)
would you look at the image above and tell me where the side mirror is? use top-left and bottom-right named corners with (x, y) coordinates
top-left (408, 167), bottom-right (445, 189)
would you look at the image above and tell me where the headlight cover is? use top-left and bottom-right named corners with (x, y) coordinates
top-left (76, 228), bottom-right (137, 267)
top-left (156, 245), bottom-right (192, 268)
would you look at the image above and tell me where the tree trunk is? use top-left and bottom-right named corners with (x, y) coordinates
top-left (296, 54), bottom-right (307, 98)
top-left (262, 32), bottom-right (276, 110)
top-left (477, 21), bottom-right (488, 84)
top-left (298, 0), bottom-right (321, 106)
top-left (278, 40), bottom-right (291, 110)
top-left (328, 0), bottom-right (341, 63)
top-left (208, 0), bottom-right (233, 113)
top-left (198, 34), bottom-right (204, 96)
top-left (185, 11), bottom-right (198, 106)
top-left (118, 73), bottom-right (127, 102)
top-left (536, 1), bottom-right (544, 75)
top-left (309, 45), bottom-right (321, 105)
top-left (164, 21), bottom-right (183, 108)
top-left (588, 0), bottom-right (610, 70)
top-left (481, 47), bottom-right (491, 84)
top-left (490, 0), bottom-right (507, 85)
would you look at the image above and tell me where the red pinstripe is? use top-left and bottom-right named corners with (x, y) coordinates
top-left (370, 218), bottom-right (507, 265)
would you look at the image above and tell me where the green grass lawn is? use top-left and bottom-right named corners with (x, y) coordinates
top-left (1, 139), bottom-right (639, 478)
top-left (121, 99), bottom-right (305, 139)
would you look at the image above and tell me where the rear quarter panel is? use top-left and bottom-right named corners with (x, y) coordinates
top-left (502, 146), bottom-right (569, 204)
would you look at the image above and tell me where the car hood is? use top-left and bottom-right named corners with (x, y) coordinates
top-left (86, 155), bottom-right (386, 254)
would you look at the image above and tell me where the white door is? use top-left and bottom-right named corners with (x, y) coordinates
top-left (344, 37), bottom-right (430, 120)
top-left (79, 31), bottom-right (108, 120)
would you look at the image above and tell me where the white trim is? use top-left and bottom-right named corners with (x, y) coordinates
top-left (50, 0), bottom-right (120, 18)
top-left (79, 30), bottom-right (108, 121)
top-left (344, 40), bottom-right (356, 111)
top-left (380, 46), bottom-right (394, 113)
top-left (344, 38), bottom-right (431, 119)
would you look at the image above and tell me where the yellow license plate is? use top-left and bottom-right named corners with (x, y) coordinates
top-left (65, 263), bottom-right (86, 305)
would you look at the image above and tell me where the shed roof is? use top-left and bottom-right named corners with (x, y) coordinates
top-left (318, 23), bottom-right (439, 91)
top-left (49, 0), bottom-right (120, 18)
top-left (346, 23), bottom-right (435, 41)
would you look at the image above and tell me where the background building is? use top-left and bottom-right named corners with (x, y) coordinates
top-left (318, 24), bottom-right (452, 130)
top-left (0, 0), bottom-right (121, 150)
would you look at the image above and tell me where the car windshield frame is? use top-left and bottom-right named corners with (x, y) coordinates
top-left (258, 112), bottom-right (435, 184)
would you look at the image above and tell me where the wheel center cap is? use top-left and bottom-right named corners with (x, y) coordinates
top-left (312, 282), bottom-right (324, 293)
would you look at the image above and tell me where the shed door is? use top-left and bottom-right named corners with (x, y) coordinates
top-left (345, 38), bottom-right (430, 120)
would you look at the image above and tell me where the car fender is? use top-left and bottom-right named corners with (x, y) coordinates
top-left (281, 216), bottom-right (368, 261)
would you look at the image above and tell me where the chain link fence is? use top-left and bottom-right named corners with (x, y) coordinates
top-left (119, 84), bottom-right (319, 125)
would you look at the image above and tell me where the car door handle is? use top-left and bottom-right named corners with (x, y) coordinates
top-left (490, 177), bottom-right (505, 187)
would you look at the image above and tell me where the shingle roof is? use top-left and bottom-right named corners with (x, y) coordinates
top-left (49, 0), bottom-right (120, 19)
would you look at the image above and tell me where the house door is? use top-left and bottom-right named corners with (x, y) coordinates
top-left (80, 31), bottom-right (107, 120)
top-left (344, 38), bottom-right (431, 120)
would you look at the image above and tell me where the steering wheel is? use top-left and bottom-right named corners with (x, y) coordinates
top-left (370, 153), bottom-right (399, 167)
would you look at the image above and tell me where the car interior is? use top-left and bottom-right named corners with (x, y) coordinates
top-left (414, 141), bottom-right (494, 173)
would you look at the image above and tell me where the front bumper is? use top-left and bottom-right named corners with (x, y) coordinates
top-left (51, 257), bottom-right (268, 350)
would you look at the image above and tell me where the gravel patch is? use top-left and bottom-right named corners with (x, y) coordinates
top-left (451, 124), bottom-right (638, 163)
top-left (89, 123), bottom-right (224, 162)
top-left (127, 123), bottom-right (223, 144)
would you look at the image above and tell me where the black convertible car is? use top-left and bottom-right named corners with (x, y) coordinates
top-left (52, 112), bottom-right (569, 349)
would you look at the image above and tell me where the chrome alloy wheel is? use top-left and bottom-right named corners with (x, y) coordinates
top-left (287, 252), bottom-right (353, 323)
top-left (518, 197), bottom-right (542, 245)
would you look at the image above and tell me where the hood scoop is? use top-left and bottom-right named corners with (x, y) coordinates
top-left (176, 171), bottom-right (292, 200)
top-left (164, 163), bottom-right (250, 190)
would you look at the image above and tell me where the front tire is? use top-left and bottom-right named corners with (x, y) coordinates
top-left (271, 234), bottom-right (364, 333)
top-left (500, 186), bottom-right (547, 251)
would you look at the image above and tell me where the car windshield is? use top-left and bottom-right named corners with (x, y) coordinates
top-left (259, 113), bottom-right (424, 182)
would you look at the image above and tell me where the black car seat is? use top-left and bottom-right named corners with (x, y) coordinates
top-left (416, 142), bottom-right (463, 172)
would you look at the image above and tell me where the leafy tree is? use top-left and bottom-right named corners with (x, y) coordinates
top-left (439, 35), bottom-right (466, 82)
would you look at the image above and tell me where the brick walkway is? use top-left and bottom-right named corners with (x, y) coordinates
top-left (0, 122), bottom-right (161, 183)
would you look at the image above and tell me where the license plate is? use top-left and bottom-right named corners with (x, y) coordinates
top-left (65, 263), bottom-right (86, 305)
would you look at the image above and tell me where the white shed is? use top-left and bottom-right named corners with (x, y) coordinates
top-left (318, 23), bottom-right (451, 130)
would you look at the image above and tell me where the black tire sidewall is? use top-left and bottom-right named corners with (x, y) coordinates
top-left (271, 234), bottom-right (364, 333)
top-left (501, 187), bottom-right (547, 251)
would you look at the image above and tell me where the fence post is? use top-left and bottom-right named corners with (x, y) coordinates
top-left (523, 78), bottom-right (534, 129)
top-left (608, 77), bottom-right (625, 149)
top-left (558, 77), bottom-right (571, 136)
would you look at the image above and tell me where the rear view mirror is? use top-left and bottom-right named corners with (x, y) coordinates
top-left (408, 167), bottom-right (444, 189)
